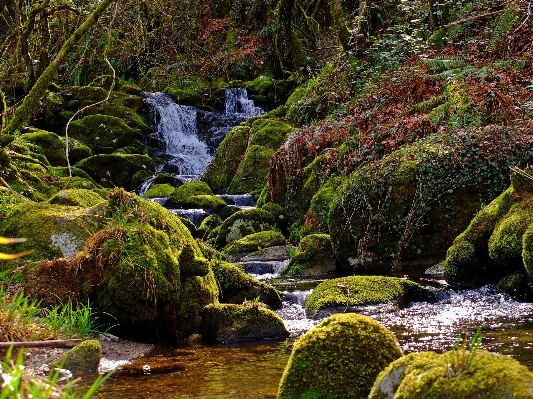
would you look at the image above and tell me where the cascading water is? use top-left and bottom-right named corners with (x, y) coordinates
top-left (143, 92), bottom-right (212, 177)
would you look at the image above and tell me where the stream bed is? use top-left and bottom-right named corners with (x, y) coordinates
top-left (79, 270), bottom-right (533, 399)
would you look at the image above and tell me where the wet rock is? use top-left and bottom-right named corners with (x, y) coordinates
top-left (222, 231), bottom-right (287, 261)
top-left (282, 234), bottom-right (336, 277)
top-left (278, 313), bottom-right (403, 399)
top-left (167, 181), bottom-right (226, 211)
top-left (369, 350), bottom-right (533, 399)
top-left (215, 208), bottom-right (275, 249)
top-left (59, 340), bottom-right (102, 372)
top-left (48, 189), bottom-right (106, 207)
top-left (241, 245), bottom-right (291, 261)
top-left (200, 303), bottom-right (289, 343)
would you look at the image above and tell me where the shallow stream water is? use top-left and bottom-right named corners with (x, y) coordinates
top-left (78, 268), bottom-right (533, 399)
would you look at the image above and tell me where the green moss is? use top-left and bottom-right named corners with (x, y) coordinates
top-left (227, 145), bottom-right (275, 195)
top-left (198, 214), bottom-right (223, 239)
top-left (305, 276), bottom-right (430, 318)
top-left (75, 154), bottom-right (155, 190)
top-left (48, 189), bottom-right (106, 207)
top-left (261, 202), bottom-right (287, 225)
top-left (211, 260), bottom-right (282, 309)
top-left (20, 130), bottom-right (67, 167)
top-left (215, 208), bottom-right (276, 248)
top-left (278, 313), bottom-right (403, 399)
top-left (68, 114), bottom-right (143, 154)
top-left (59, 340), bottom-right (102, 372)
top-left (143, 184), bottom-right (175, 198)
top-left (202, 125), bottom-right (250, 193)
top-left (0, 201), bottom-right (102, 261)
top-left (168, 181), bottom-right (227, 210)
top-left (522, 224), bottom-right (533, 278)
top-left (249, 119), bottom-right (296, 149)
top-left (222, 230), bottom-right (286, 256)
top-left (284, 234), bottom-right (336, 277)
top-left (495, 272), bottom-right (532, 300)
top-left (370, 350), bottom-right (533, 399)
top-left (200, 303), bottom-right (288, 343)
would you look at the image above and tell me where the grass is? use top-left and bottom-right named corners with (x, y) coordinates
top-left (445, 328), bottom-right (483, 378)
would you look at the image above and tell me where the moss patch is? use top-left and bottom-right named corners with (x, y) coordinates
top-left (143, 184), bottom-right (175, 199)
top-left (305, 276), bottom-right (431, 318)
top-left (222, 230), bottom-right (286, 258)
top-left (215, 208), bottom-right (275, 249)
top-left (167, 181), bottom-right (226, 210)
top-left (59, 340), bottom-right (102, 372)
top-left (20, 130), bottom-right (67, 167)
top-left (278, 313), bottom-right (403, 399)
top-left (48, 189), bottom-right (106, 207)
top-left (284, 234), bottom-right (336, 277)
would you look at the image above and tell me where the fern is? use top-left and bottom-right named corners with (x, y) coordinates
top-left (421, 56), bottom-right (466, 73)
top-left (410, 94), bottom-right (448, 112)
top-left (488, 9), bottom-right (519, 53)
top-left (427, 101), bottom-right (451, 126)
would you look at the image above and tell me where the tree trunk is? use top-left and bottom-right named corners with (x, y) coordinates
top-left (2, 0), bottom-right (114, 135)
top-left (274, 0), bottom-right (296, 75)
top-left (330, 0), bottom-right (354, 52)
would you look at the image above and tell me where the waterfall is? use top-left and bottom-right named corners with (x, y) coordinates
top-left (224, 88), bottom-right (265, 117)
top-left (143, 92), bottom-right (212, 176)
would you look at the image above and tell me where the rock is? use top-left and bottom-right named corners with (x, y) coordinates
top-left (283, 233), bottom-right (336, 277)
top-left (200, 303), bottom-right (289, 343)
top-left (227, 144), bottom-right (275, 196)
top-left (305, 275), bottom-right (432, 318)
top-left (68, 114), bottom-right (143, 154)
top-left (48, 189), bottom-right (106, 207)
top-left (59, 340), bottom-right (102, 372)
top-left (369, 350), bottom-right (533, 399)
top-left (215, 208), bottom-right (275, 249)
top-left (20, 130), bottom-right (67, 167)
top-left (167, 181), bottom-right (227, 210)
top-left (241, 245), bottom-right (291, 261)
top-left (0, 201), bottom-right (102, 261)
top-left (143, 183), bottom-right (175, 198)
top-left (197, 214), bottom-right (224, 239)
top-left (211, 260), bottom-right (282, 309)
top-left (75, 154), bottom-right (155, 190)
top-left (495, 272), bottom-right (533, 300)
top-left (278, 313), bottom-right (403, 399)
top-left (222, 230), bottom-right (287, 261)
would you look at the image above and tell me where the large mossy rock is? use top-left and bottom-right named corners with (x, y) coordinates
top-left (227, 145), bottom-right (276, 196)
top-left (305, 276), bottom-right (431, 318)
top-left (211, 260), bottom-right (282, 309)
top-left (75, 154), bottom-right (154, 190)
top-left (369, 350), bottom-right (533, 399)
top-left (0, 202), bottom-right (102, 260)
top-left (200, 303), bottom-right (289, 343)
top-left (442, 169), bottom-right (533, 287)
top-left (143, 184), bottom-right (175, 199)
top-left (20, 130), bottom-right (67, 167)
top-left (215, 208), bottom-right (275, 249)
top-left (59, 340), bottom-right (102, 372)
top-left (167, 181), bottom-right (226, 210)
top-left (283, 234), bottom-right (336, 276)
top-left (278, 313), bottom-right (403, 399)
top-left (68, 114), bottom-right (143, 154)
top-left (328, 130), bottom-right (533, 273)
top-left (222, 230), bottom-right (286, 260)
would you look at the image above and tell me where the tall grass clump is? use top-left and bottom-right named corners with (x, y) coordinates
top-left (44, 300), bottom-right (103, 340)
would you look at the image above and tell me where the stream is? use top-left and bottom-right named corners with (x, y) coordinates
top-left (75, 89), bottom-right (533, 397)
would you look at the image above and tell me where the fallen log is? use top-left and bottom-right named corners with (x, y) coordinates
top-left (0, 339), bottom-right (82, 349)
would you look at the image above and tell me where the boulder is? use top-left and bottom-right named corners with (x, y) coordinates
top-left (282, 234), bottom-right (336, 277)
top-left (143, 184), bottom-right (175, 199)
top-left (369, 350), bottom-right (533, 399)
top-left (215, 208), bottom-right (275, 249)
top-left (305, 275), bottom-right (432, 318)
top-left (167, 181), bottom-right (226, 211)
top-left (278, 313), bottom-right (403, 399)
top-left (222, 230), bottom-right (286, 261)
top-left (59, 340), bottom-right (102, 372)
top-left (48, 189), bottom-right (106, 207)
top-left (211, 260), bottom-right (282, 309)
top-left (200, 303), bottom-right (289, 343)
top-left (197, 214), bottom-right (224, 239)
top-left (20, 130), bottom-right (67, 167)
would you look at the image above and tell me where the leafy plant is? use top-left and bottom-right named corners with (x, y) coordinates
top-left (445, 328), bottom-right (483, 378)
top-left (44, 299), bottom-right (106, 340)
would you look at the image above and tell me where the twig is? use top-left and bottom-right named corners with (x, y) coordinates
top-left (0, 339), bottom-right (82, 348)
top-left (440, 10), bottom-right (505, 28)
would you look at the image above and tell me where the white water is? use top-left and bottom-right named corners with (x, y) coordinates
top-left (143, 92), bottom-right (212, 176)
top-left (224, 88), bottom-right (265, 117)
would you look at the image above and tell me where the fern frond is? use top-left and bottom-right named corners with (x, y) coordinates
top-left (409, 94), bottom-right (448, 113)
top-left (426, 102), bottom-right (451, 126)
top-left (488, 9), bottom-right (519, 53)
top-left (421, 56), bottom-right (466, 73)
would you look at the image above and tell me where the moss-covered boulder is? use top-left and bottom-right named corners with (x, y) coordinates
top-left (261, 202), bottom-right (288, 226)
top-left (48, 189), bottom-right (106, 207)
top-left (198, 214), bottom-right (224, 239)
top-left (75, 154), bottom-right (155, 190)
top-left (200, 303), bottom-right (289, 343)
top-left (328, 130), bottom-right (533, 273)
top-left (442, 169), bottom-right (533, 287)
top-left (59, 340), bottom-right (102, 372)
top-left (495, 272), bottom-right (533, 300)
top-left (369, 350), bottom-right (533, 399)
top-left (143, 184), bottom-right (175, 199)
top-left (278, 313), bottom-right (403, 399)
top-left (68, 114), bottom-right (143, 154)
top-left (227, 145), bottom-right (275, 196)
top-left (202, 125), bottom-right (250, 193)
top-left (167, 181), bottom-right (227, 210)
top-left (211, 260), bottom-right (282, 309)
top-left (222, 230), bottom-right (286, 260)
top-left (20, 130), bottom-right (67, 167)
top-left (283, 234), bottom-right (336, 277)
top-left (215, 208), bottom-right (275, 249)
top-left (0, 202), bottom-right (102, 261)
top-left (305, 276), bottom-right (431, 318)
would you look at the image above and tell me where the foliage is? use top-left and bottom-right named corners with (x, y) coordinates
top-left (445, 328), bottom-right (483, 378)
